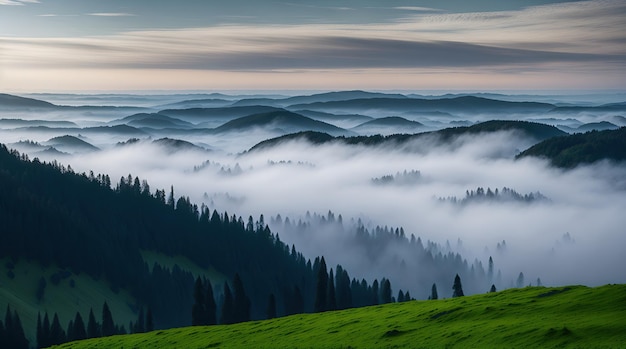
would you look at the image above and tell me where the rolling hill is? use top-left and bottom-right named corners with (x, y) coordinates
top-left (213, 110), bottom-right (352, 136)
top-left (45, 135), bottom-right (100, 153)
top-left (351, 116), bottom-right (425, 135)
top-left (516, 127), bottom-right (626, 168)
top-left (112, 113), bottom-right (195, 129)
top-left (287, 96), bottom-right (556, 114)
top-left (0, 93), bottom-right (56, 109)
top-left (249, 120), bottom-right (566, 152)
top-left (158, 106), bottom-right (283, 124)
top-left (52, 284), bottom-right (626, 349)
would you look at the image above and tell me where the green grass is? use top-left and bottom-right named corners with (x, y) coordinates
top-left (0, 257), bottom-right (137, 344)
top-left (51, 284), bottom-right (626, 349)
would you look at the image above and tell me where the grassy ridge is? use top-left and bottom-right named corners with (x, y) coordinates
top-left (52, 284), bottom-right (626, 349)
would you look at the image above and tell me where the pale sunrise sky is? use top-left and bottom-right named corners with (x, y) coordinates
top-left (1, 0), bottom-right (625, 92)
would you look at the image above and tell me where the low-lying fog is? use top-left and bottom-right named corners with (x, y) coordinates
top-left (2, 91), bottom-right (625, 297)
top-left (9, 128), bottom-right (625, 295)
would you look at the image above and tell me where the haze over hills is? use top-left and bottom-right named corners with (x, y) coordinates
top-left (1, 90), bottom-right (625, 349)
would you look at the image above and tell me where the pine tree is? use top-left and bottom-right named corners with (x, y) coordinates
top-left (452, 274), bottom-right (464, 297)
top-left (490, 284), bottom-right (497, 293)
top-left (205, 279), bottom-right (217, 325)
top-left (314, 257), bottom-right (329, 312)
top-left (87, 308), bottom-right (99, 338)
top-left (146, 308), bottom-right (154, 332)
top-left (516, 272), bottom-right (525, 288)
top-left (42, 312), bottom-right (51, 347)
top-left (232, 273), bottom-right (251, 323)
top-left (101, 302), bottom-right (115, 337)
top-left (73, 312), bottom-right (87, 341)
top-left (327, 269), bottom-right (337, 311)
top-left (430, 283), bottom-right (439, 300)
top-left (192, 276), bottom-right (205, 326)
top-left (220, 283), bottom-right (234, 324)
top-left (487, 256), bottom-right (494, 282)
top-left (371, 279), bottom-right (379, 305)
top-left (381, 279), bottom-right (392, 304)
top-left (266, 294), bottom-right (277, 319)
top-left (12, 310), bottom-right (29, 349)
top-left (397, 290), bottom-right (405, 302)
top-left (50, 313), bottom-right (66, 345)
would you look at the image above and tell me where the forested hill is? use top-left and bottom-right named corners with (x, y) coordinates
top-left (516, 127), bottom-right (626, 168)
top-left (249, 120), bottom-right (566, 151)
top-left (0, 145), bottom-right (392, 342)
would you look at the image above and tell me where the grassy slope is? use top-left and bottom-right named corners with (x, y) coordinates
top-left (52, 284), bottom-right (626, 349)
top-left (0, 252), bottom-right (224, 345)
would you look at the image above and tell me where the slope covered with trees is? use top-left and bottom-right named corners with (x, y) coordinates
top-left (0, 144), bottom-right (394, 346)
top-left (516, 127), bottom-right (626, 168)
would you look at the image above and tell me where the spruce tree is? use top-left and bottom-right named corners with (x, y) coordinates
top-left (101, 302), bottom-right (115, 337)
top-left (220, 283), bottom-right (234, 324)
top-left (431, 283), bottom-right (439, 300)
top-left (371, 279), bottom-right (379, 305)
top-left (327, 269), bottom-right (337, 311)
top-left (266, 294), bottom-right (277, 319)
top-left (146, 308), bottom-right (154, 332)
top-left (232, 273), bottom-right (251, 323)
top-left (516, 272), bottom-right (525, 288)
top-left (381, 279), bottom-right (392, 304)
top-left (192, 276), bottom-right (205, 325)
top-left (205, 279), bottom-right (217, 325)
top-left (73, 312), bottom-right (87, 341)
top-left (314, 257), bottom-right (329, 312)
top-left (452, 274), bottom-right (464, 297)
top-left (50, 313), bottom-right (66, 345)
top-left (87, 308), bottom-right (99, 338)
top-left (397, 290), bottom-right (405, 303)
top-left (490, 284), bottom-right (497, 293)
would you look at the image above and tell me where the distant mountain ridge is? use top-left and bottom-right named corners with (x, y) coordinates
top-left (249, 120), bottom-right (566, 152)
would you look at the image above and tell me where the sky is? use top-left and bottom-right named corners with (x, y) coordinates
top-left (1, 0), bottom-right (625, 92)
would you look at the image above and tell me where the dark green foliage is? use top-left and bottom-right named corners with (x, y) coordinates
top-left (397, 290), bottom-right (405, 303)
top-left (1, 306), bottom-right (29, 349)
top-left (327, 269), bottom-right (337, 311)
top-left (73, 312), bottom-right (87, 341)
top-left (50, 313), bottom-right (66, 346)
top-left (87, 308), bottom-right (99, 338)
top-left (453, 274), bottom-right (464, 298)
top-left (220, 283), bottom-right (234, 324)
top-left (266, 294), bottom-right (277, 320)
top-left (102, 302), bottom-right (115, 337)
top-left (381, 279), bottom-right (392, 304)
top-left (232, 273), bottom-right (251, 323)
top-left (430, 283), bottom-right (438, 300)
top-left (516, 127), bottom-right (626, 168)
top-left (440, 187), bottom-right (547, 205)
top-left (314, 257), bottom-right (329, 312)
top-left (146, 308), bottom-right (154, 332)
top-left (490, 284), bottom-right (497, 293)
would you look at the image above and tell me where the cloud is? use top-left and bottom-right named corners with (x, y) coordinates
top-left (87, 13), bottom-right (135, 17)
top-left (0, 0), bottom-right (38, 5)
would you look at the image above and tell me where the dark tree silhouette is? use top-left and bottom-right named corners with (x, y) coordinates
top-left (73, 312), bottom-right (87, 341)
top-left (452, 274), bottom-right (464, 297)
top-left (490, 284), bottom-right (497, 293)
top-left (430, 283), bottom-right (439, 300)
top-left (101, 302), bottom-right (115, 337)
top-left (233, 273), bottom-right (251, 323)
top-left (87, 308), bottom-right (99, 338)
top-left (314, 257), bottom-right (329, 312)
top-left (327, 269), bottom-right (337, 311)
top-left (266, 294), bottom-right (277, 319)
top-left (220, 283), bottom-right (234, 324)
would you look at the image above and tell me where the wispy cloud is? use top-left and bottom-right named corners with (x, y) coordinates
top-left (87, 13), bottom-right (135, 17)
top-left (1, 0), bottom-right (625, 90)
top-left (0, 0), bottom-right (39, 5)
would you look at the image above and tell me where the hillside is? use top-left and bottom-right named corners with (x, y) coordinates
top-left (516, 127), bottom-right (626, 168)
top-left (351, 116), bottom-right (425, 135)
top-left (0, 144), bottom-right (393, 346)
top-left (51, 284), bottom-right (626, 349)
top-left (0, 93), bottom-right (56, 109)
top-left (249, 121), bottom-right (566, 152)
top-left (213, 110), bottom-right (351, 136)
